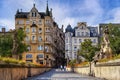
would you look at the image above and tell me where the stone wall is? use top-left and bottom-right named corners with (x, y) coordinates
top-left (94, 62), bottom-right (120, 80)
top-left (74, 66), bottom-right (90, 75)
top-left (74, 62), bottom-right (120, 80)
top-left (0, 64), bottom-right (51, 80)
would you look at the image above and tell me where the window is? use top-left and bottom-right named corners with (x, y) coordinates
top-left (45, 46), bottom-right (49, 52)
top-left (86, 32), bottom-right (89, 36)
top-left (26, 28), bottom-right (29, 33)
top-left (39, 28), bottom-right (42, 33)
top-left (39, 60), bottom-right (43, 64)
top-left (26, 60), bottom-right (32, 62)
top-left (81, 32), bottom-right (84, 36)
top-left (26, 36), bottom-right (29, 41)
top-left (32, 12), bottom-right (36, 17)
top-left (38, 36), bottom-right (42, 42)
top-left (77, 32), bottom-right (80, 36)
top-left (46, 55), bottom-right (49, 58)
top-left (32, 36), bottom-right (35, 41)
top-left (32, 21), bottom-right (36, 24)
top-left (27, 46), bottom-right (31, 51)
top-left (74, 46), bottom-right (77, 51)
top-left (17, 20), bottom-right (24, 24)
top-left (26, 20), bottom-right (29, 24)
top-left (79, 39), bottom-right (82, 43)
top-left (39, 20), bottom-right (42, 24)
top-left (93, 33), bottom-right (96, 36)
top-left (93, 39), bottom-right (96, 43)
top-left (38, 45), bottom-right (43, 50)
top-left (46, 28), bottom-right (50, 32)
top-left (32, 27), bottom-right (36, 33)
top-left (81, 26), bottom-right (84, 29)
top-left (37, 54), bottom-right (43, 58)
top-left (74, 39), bottom-right (77, 43)
top-left (26, 54), bottom-right (32, 58)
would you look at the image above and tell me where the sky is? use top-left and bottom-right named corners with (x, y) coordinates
top-left (0, 0), bottom-right (120, 30)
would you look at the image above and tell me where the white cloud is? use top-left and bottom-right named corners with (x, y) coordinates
top-left (104, 7), bottom-right (120, 23)
top-left (111, 8), bottom-right (120, 23)
top-left (1, 0), bottom-right (120, 31)
top-left (0, 19), bottom-right (15, 30)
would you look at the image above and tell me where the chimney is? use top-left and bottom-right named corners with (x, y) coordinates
top-left (2, 28), bottom-right (5, 32)
top-left (61, 25), bottom-right (64, 31)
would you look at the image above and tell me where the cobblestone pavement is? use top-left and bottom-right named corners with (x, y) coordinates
top-left (25, 69), bottom-right (105, 80)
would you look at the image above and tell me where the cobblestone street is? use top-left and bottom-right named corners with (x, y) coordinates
top-left (25, 69), bottom-right (104, 80)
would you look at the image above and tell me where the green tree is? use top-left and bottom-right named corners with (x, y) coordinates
top-left (78, 39), bottom-right (98, 62)
top-left (107, 23), bottom-right (120, 55)
top-left (12, 28), bottom-right (28, 59)
top-left (78, 39), bottom-right (98, 75)
top-left (0, 35), bottom-right (13, 57)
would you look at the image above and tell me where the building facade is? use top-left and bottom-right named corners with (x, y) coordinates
top-left (15, 3), bottom-right (65, 66)
top-left (65, 22), bottom-right (98, 60)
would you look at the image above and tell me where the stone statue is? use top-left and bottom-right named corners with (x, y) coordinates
top-left (93, 26), bottom-right (112, 62)
top-left (102, 26), bottom-right (112, 58)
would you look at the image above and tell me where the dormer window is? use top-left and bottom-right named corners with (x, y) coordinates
top-left (32, 12), bottom-right (36, 17)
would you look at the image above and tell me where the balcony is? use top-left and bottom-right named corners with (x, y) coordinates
top-left (31, 40), bottom-right (37, 43)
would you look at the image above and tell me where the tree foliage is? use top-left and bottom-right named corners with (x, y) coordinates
top-left (0, 28), bottom-right (27, 58)
top-left (0, 35), bottom-right (13, 57)
top-left (108, 23), bottom-right (120, 55)
top-left (78, 39), bottom-right (98, 62)
top-left (16, 28), bottom-right (27, 54)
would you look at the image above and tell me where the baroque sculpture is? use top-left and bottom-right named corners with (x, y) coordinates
top-left (94, 26), bottom-right (112, 61)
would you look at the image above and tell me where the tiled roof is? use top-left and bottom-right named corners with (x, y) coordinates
top-left (15, 12), bottom-right (46, 19)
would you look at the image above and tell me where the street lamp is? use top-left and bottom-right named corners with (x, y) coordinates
top-left (67, 54), bottom-right (69, 66)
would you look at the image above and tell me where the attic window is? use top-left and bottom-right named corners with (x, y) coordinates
top-left (32, 12), bottom-right (36, 17)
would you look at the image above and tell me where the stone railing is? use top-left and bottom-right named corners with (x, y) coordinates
top-left (74, 62), bottom-right (120, 80)
top-left (0, 64), bottom-right (51, 80)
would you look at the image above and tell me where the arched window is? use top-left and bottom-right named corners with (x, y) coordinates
top-left (27, 46), bottom-right (31, 51)
top-left (39, 28), bottom-right (42, 33)
top-left (45, 46), bottom-right (49, 52)
top-left (32, 36), bottom-right (35, 41)
top-left (32, 12), bottom-right (36, 17)
top-left (38, 45), bottom-right (43, 50)
top-left (32, 27), bottom-right (36, 33)
top-left (38, 36), bottom-right (42, 41)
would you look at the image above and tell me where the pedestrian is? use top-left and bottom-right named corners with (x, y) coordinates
top-left (64, 65), bottom-right (66, 71)
top-left (60, 65), bottom-right (63, 71)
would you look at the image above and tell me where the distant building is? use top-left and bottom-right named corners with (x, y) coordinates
top-left (0, 28), bottom-right (13, 38)
top-left (65, 22), bottom-right (99, 60)
top-left (15, 2), bottom-right (65, 67)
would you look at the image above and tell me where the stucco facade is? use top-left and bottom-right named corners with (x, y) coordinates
top-left (65, 22), bottom-right (98, 60)
top-left (15, 3), bottom-right (65, 67)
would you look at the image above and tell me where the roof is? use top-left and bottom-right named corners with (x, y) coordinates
top-left (15, 12), bottom-right (46, 19)
top-left (65, 24), bottom-right (73, 33)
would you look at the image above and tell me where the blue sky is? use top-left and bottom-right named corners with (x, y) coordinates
top-left (0, 0), bottom-right (120, 30)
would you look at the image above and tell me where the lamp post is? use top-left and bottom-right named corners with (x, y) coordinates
top-left (67, 54), bottom-right (69, 67)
